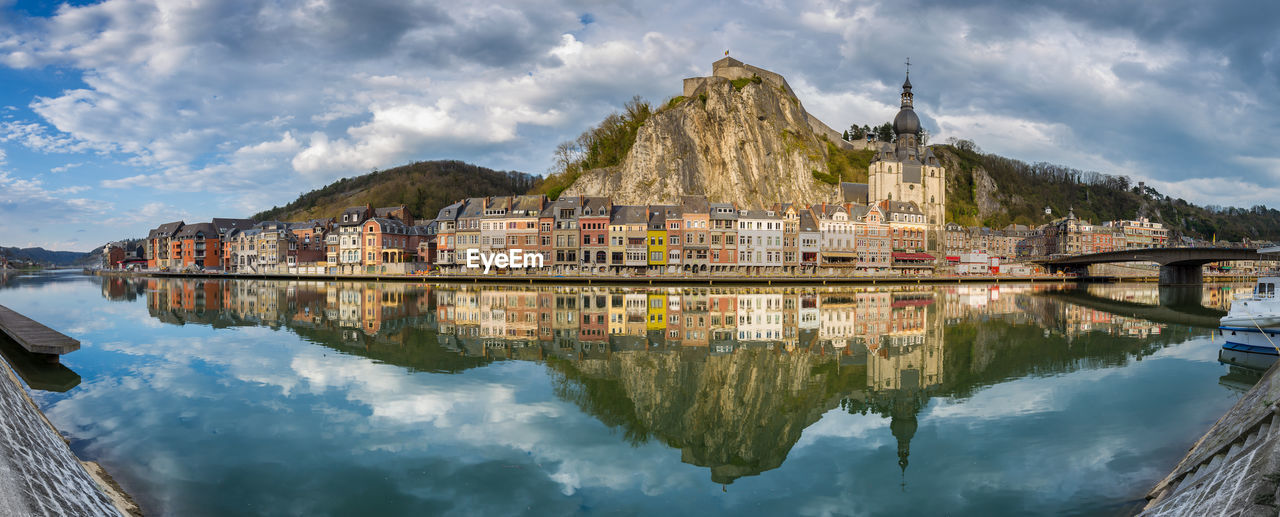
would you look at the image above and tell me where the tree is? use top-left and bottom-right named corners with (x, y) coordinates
top-left (848, 124), bottom-right (867, 140)
top-left (843, 129), bottom-right (850, 141)
top-left (875, 122), bottom-right (895, 143)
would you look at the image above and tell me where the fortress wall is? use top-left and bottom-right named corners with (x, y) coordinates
top-left (683, 77), bottom-right (709, 98)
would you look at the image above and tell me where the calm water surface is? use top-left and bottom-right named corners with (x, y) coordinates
top-left (0, 272), bottom-right (1258, 516)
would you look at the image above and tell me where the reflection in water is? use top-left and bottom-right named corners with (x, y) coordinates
top-left (107, 277), bottom-right (1212, 488)
top-left (0, 334), bottom-right (81, 392)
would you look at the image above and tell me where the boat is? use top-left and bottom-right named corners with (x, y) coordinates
top-left (1219, 274), bottom-right (1280, 357)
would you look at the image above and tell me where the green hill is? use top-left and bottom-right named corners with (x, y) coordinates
top-left (0, 247), bottom-right (90, 266)
top-left (937, 142), bottom-right (1280, 241)
top-left (252, 160), bottom-right (540, 222)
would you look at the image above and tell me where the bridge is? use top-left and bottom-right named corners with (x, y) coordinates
top-left (1035, 247), bottom-right (1269, 285)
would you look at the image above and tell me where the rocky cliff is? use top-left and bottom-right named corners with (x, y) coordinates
top-left (562, 61), bottom-right (864, 207)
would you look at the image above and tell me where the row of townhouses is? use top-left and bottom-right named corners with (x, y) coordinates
top-left (431, 194), bottom-right (935, 274)
top-left (142, 195), bottom-right (940, 275)
top-left (944, 212), bottom-right (1173, 260)
top-left (144, 206), bottom-right (438, 274)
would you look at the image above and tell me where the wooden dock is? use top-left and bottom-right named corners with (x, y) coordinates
top-left (0, 304), bottom-right (79, 360)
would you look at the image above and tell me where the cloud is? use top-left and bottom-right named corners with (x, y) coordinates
top-left (0, 169), bottom-right (105, 220)
top-left (0, 0), bottom-right (1277, 218)
top-left (100, 132), bottom-right (302, 191)
top-left (50, 161), bottom-right (85, 173)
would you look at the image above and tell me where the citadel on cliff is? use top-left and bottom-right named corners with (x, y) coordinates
top-left (685, 57), bottom-right (949, 249)
top-left (565, 56), bottom-right (949, 252)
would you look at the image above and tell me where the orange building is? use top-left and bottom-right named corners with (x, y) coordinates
top-left (362, 218), bottom-right (416, 266)
top-left (146, 221), bottom-right (184, 270)
top-left (174, 222), bottom-right (222, 270)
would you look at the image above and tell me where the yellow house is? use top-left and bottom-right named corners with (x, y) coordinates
top-left (646, 293), bottom-right (666, 331)
top-left (648, 209), bottom-right (667, 267)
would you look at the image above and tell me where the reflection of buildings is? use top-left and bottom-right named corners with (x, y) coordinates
top-left (125, 277), bottom-right (1205, 487)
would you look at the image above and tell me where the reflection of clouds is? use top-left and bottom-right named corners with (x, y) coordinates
top-left (794, 409), bottom-right (891, 448)
top-left (12, 277), bottom-right (1252, 516)
top-left (48, 317), bottom-right (708, 511)
top-left (1146, 336), bottom-right (1219, 362)
top-left (927, 366), bottom-right (1124, 421)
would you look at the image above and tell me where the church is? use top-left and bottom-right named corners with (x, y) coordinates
top-left (841, 71), bottom-right (947, 251)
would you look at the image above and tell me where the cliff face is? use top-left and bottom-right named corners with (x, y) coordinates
top-left (563, 73), bottom-right (851, 207)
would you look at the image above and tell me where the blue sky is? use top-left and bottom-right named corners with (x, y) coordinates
top-left (1, 0), bottom-right (1278, 252)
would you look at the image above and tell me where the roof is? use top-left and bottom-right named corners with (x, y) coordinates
top-left (878, 200), bottom-right (924, 216)
top-left (457, 198), bottom-right (486, 220)
top-left (839, 183), bottom-right (869, 204)
top-left (798, 210), bottom-right (819, 232)
top-left (210, 218), bottom-right (255, 234)
top-left (254, 220), bottom-right (290, 232)
top-left (435, 201), bottom-right (464, 221)
top-left (339, 206), bottom-right (369, 226)
top-left (679, 195), bottom-right (709, 214)
top-left (648, 207), bottom-right (669, 229)
top-left (507, 195), bottom-right (545, 217)
top-left (709, 203), bottom-right (737, 220)
top-left (737, 209), bottom-right (780, 220)
top-left (581, 196), bottom-right (611, 217)
top-left (367, 217), bottom-right (410, 234)
top-left (374, 206), bottom-right (406, 218)
top-left (816, 204), bottom-right (847, 218)
top-left (291, 218), bottom-right (332, 230)
top-left (148, 221), bottom-right (185, 240)
top-left (611, 205), bottom-right (648, 225)
top-left (847, 203), bottom-right (872, 219)
top-left (175, 222), bottom-right (217, 239)
top-left (546, 196), bottom-right (581, 219)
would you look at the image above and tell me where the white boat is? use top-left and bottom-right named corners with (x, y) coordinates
top-left (1219, 275), bottom-right (1280, 356)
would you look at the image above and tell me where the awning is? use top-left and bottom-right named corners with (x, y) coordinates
top-left (892, 252), bottom-right (936, 261)
top-left (822, 252), bottom-right (859, 258)
top-left (945, 256), bottom-right (960, 262)
top-left (892, 297), bottom-right (936, 308)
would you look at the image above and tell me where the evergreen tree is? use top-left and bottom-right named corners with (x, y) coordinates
top-left (876, 123), bottom-right (895, 142)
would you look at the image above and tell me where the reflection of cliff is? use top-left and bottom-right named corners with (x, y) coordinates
top-left (548, 348), bottom-right (865, 484)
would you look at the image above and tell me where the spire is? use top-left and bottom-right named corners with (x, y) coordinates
top-left (890, 412), bottom-right (917, 484)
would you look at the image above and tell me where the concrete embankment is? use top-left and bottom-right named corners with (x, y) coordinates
top-left (0, 342), bottom-right (139, 516)
top-left (1141, 360), bottom-right (1280, 516)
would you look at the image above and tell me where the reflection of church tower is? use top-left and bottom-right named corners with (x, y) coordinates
top-left (890, 407), bottom-right (918, 488)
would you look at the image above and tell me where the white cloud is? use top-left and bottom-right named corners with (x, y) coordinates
top-left (50, 161), bottom-right (85, 173)
top-left (0, 0), bottom-right (1276, 228)
top-left (0, 170), bottom-right (105, 219)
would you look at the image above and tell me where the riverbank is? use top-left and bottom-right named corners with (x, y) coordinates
top-left (1142, 359), bottom-right (1280, 515)
top-left (91, 268), bottom-right (1259, 287)
top-left (0, 344), bottom-right (140, 516)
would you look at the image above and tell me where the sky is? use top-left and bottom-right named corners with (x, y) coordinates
top-left (0, 0), bottom-right (1277, 252)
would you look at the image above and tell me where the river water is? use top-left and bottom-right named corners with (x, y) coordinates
top-left (0, 272), bottom-right (1260, 516)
